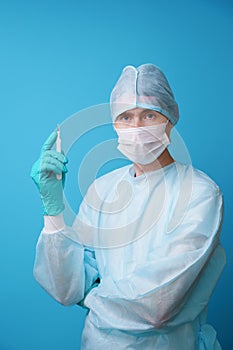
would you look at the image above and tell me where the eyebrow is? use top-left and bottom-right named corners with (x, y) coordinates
top-left (119, 108), bottom-right (156, 116)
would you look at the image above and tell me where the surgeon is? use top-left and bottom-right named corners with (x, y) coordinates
top-left (30, 64), bottom-right (226, 349)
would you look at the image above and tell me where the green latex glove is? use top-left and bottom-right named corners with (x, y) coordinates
top-left (30, 131), bottom-right (68, 216)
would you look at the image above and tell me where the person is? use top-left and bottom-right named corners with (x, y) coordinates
top-left (30, 64), bottom-right (226, 349)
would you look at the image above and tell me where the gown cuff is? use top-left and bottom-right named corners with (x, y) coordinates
top-left (43, 213), bottom-right (65, 233)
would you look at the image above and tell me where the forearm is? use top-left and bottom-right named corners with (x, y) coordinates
top-left (33, 225), bottom-right (86, 306)
top-left (85, 244), bottom-right (225, 332)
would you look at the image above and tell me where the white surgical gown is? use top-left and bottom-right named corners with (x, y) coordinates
top-left (34, 161), bottom-right (226, 349)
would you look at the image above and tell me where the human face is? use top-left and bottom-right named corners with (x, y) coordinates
top-left (114, 108), bottom-right (169, 129)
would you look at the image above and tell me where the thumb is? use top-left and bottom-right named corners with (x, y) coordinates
top-left (41, 131), bottom-right (57, 154)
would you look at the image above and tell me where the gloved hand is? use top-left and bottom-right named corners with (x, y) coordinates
top-left (30, 131), bottom-right (68, 216)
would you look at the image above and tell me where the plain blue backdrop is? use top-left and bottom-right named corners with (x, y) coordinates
top-left (1, 0), bottom-right (232, 349)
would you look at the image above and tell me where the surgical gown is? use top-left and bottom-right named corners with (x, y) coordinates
top-left (34, 161), bottom-right (226, 349)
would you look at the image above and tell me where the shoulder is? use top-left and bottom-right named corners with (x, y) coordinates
top-left (174, 162), bottom-right (222, 201)
top-left (192, 165), bottom-right (221, 197)
top-left (167, 163), bottom-right (223, 218)
top-left (177, 162), bottom-right (221, 193)
top-left (167, 163), bottom-right (224, 235)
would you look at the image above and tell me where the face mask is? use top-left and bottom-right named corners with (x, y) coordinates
top-left (115, 122), bottom-right (170, 165)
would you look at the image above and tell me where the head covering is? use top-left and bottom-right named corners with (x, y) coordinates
top-left (110, 63), bottom-right (179, 125)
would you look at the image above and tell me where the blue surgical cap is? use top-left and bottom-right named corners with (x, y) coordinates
top-left (110, 64), bottom-right (179, 125)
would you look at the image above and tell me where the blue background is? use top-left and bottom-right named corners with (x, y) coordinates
top-left (1, 0), bottom-right (232, 349)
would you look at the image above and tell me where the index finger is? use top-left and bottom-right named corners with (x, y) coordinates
top-left (40, 131), bottom-right (57, 154)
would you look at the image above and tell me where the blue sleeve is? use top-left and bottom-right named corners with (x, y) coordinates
top-left (33, 194), bottom-right (100, 307)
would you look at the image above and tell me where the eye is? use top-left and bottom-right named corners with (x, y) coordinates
top-left (145, 113), bottom-right (156, 120)
top-left (119, 114), bottom-right (129, 121)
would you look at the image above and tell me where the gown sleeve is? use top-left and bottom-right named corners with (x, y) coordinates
top-left (33, 190), bottom-right (100, 307)
top-left (83, 184), bottom-right (226, 331)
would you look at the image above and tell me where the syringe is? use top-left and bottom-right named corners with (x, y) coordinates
top-left (56, 125), bottom-right (62, 180)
